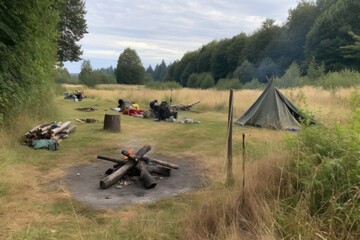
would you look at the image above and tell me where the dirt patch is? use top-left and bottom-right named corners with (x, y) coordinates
top-left (65, 156), bottom-right (204, 210)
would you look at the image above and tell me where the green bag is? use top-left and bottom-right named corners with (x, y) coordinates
top-left (31, 139), bottom-right (59, 151)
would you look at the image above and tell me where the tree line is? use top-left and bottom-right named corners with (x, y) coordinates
top-left (74, 0), bottom-right (360, 88)
top-left (162, 0), bottom-right (360, 88)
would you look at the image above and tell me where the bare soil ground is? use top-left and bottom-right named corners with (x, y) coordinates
top-left (65, 155), bottom-right (204, 210)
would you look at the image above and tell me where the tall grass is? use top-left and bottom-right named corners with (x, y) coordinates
top-left (63, 84), bottom-right (357, 125)
top-left (183, 152), bottom-right (289, 240)
top-left (275, 92), bottom-right (360, 239)
top-left (0, 84), bottom-right (358, 239)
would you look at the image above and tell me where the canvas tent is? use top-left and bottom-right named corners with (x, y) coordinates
top-left (234, 81), bottom-right (316, 130)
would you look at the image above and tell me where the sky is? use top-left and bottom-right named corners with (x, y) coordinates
top-left (64, 0), bottom-right (299, 73)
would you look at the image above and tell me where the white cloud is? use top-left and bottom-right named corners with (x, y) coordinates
top-left (65, 0), bottom-right (298, 73)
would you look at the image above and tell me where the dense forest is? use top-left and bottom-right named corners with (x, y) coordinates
top-left (67, 0), bottom-right (360, 89)
top-left (155, 0), bottom-right (360, 88)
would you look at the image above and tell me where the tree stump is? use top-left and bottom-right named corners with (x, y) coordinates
top-left (103, 114), bottom-right (121, 132)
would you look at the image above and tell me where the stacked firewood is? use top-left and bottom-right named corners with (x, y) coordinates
top-left (98, 145), bottom-right (179, 189)
top-left (24, 121), bottom-right (76, 145)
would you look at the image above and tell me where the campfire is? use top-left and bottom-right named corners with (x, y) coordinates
top-left (97, 145), bottom-right (179, 189)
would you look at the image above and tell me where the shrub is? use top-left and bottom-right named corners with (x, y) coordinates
top-left (200, 73), bottom-right (215, 89)
top-left (316, 69), bottom-right (360, 89)
top-left (200, 76), bottom-right (215, 89)
top-left (187, 73), bottom-right (200, 88)
top-left (242, 78), bottom-right (265, 89)
top-left (276, 62), bottom-right (301, 88)
top-left (215, 78), bottom-right (242, 90)
top-left (145, 81), bottom-right (182, 90)
top-left (284, 106), bottom-right (360, 238)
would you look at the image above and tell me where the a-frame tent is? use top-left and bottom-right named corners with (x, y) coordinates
top-left (234, 81), bottom-right (316, 130)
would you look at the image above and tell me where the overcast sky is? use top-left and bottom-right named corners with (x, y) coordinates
top-left (64, 0), bottom-right (299, 73)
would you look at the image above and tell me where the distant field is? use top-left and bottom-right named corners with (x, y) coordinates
top-left (64, 84), bottom-right (356, 124)
top-left (0, 84), bottom-right (356, 239)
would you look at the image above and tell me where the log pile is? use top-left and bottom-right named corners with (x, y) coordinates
top-left (98, 145), bottom-right (179, 189)
top-left (24, 121), bottom-right (76, 145)
top-left (171, 101), bottom-right (200, 111)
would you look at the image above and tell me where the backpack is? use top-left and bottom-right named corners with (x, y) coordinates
top-left (159, 101), bottom-right (171, 120)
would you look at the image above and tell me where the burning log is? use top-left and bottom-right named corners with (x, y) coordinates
top-left (104, 164), bottom-right (171, 177)
top-left (98, 145), bottom-right (179, 189)
top-left (121, 148), bottom-right (157, 189)
top-left (98, 155), bottom-right (171, 177)
top-left (100, 145), bottom-right (151, 189)
top-left (97, 155), bottom-right (179, 170)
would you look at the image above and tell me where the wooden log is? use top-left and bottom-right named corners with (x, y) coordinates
top-left (100, 161), bottom-right (135, 189)
top-left (51, 134), bottom-right (69, 142)
top-left (121, 145), bottom-right (157, 189)
top-left (99, 156), bottom-right (171, 177)
top-left (97, 155), bottom-right (126, 165)
top-left (98, 154), bottom-right (178, 170)
top-left (100, 145), bottom-right (151, 189)
top-left (40, 124), bottom-right (53, 133)
top-left (135, 160), bottom-right (157, 189)
top-left (61, 125), bottom-right (76, 134)
top-left (147, 165), bottom-right (171, 177)
top-left (103, 114), bottom-right (120, 132)
top-left (51, 121), bottom-right (71, 135)
top-left (142, 156), bottom-right (179, 170)
top-left (25, 124), bottom-right (42, 137)
top-left (121, 145), bottom-right (151, 161)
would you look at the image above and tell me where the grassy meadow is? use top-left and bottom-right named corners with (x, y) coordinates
top-left (0, 84), bottom-right (358, 239)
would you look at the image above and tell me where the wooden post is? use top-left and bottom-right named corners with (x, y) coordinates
top-left (225, 89), bottom-right (234, 186)
top-left (103, 114), bottom-right (121, 132)
top-left (242, 133), bottom-right (246, 192)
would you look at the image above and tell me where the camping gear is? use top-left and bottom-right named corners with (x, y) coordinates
top-left (31, 139), bottom-right (59, 151)
top-left (171, 101), bottom-right (200, 111)
top-left (234, 81), bottom-right (317, 130)
top-left (65, 91), bottom-right (84, 101)
top-left (118, 99), bottom-right (135, 111)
